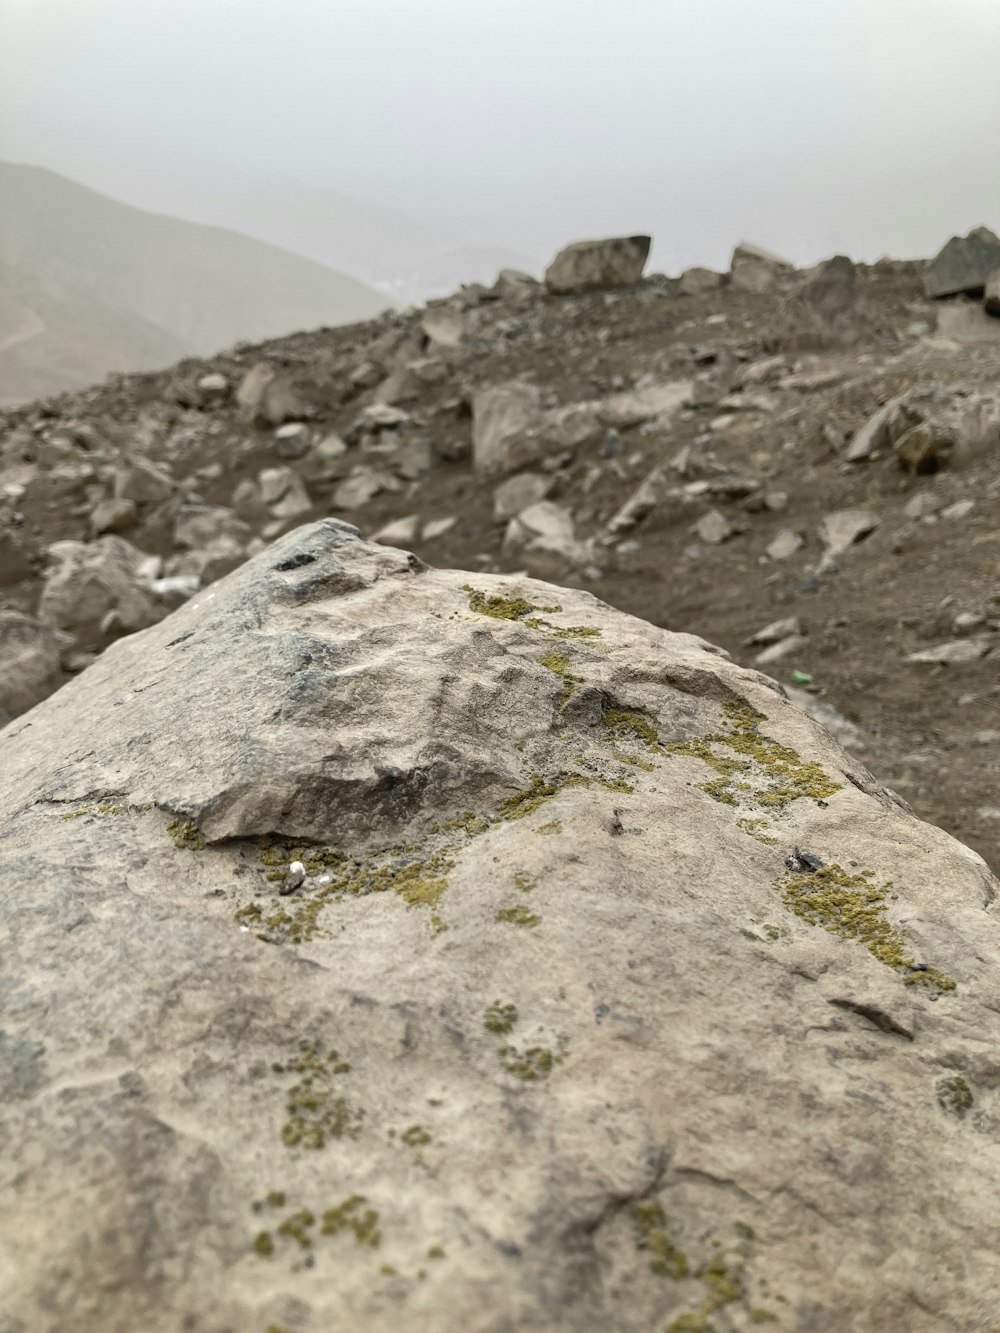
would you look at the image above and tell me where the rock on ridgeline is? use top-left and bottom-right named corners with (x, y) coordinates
top-left (544, 235), bottom-right (651, 294)
top-left (2, 520), bottom-right (999, 1332)
top-left (925, 226), bottom-right (1000, 299)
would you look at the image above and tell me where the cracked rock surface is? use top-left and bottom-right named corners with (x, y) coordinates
top-left (2, 520), bottom-right (999, 1332)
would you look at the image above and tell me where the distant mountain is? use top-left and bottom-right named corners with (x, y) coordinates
top-left (0, 254), bottom-right (194, 405)
top-left (65, 165), bottom-right (545, 304)
top-left (0, 162), bottom-right (389, 393)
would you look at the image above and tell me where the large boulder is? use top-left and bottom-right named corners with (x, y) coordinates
top-left (2, 520), bottom-right (999, 1332)
top-left (236, 362), bottom-right (309, 427)
top-left (925, 226), bottom-right (1000, 299)
top-left (544, 235), bottom-right (651, 294)
top-left (36, 534), bottom-right (163, 650)
top-left (766, 255), bottom-right (883, 351)
top-left (0, 610), bottom-right (66, 719)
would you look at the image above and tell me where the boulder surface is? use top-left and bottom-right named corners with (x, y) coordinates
top-left (544, 235), bottom-right (651, 294)
top-left (2, 519), bottom-right (999, 1333)
top-left (925, 226), bottom-right (1000, 299)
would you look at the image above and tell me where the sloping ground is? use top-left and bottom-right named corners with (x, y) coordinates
top-left (2, 521), bottom-right (998, 1332)
top-left (0, 161), bottom-right (389, 392)
top-left (0, 251), bottom-right (998, 882)
top-left (0, 254), bottom-right (194, 403)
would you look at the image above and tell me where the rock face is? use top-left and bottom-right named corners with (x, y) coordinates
top-left (925, 226), bottom-right (1000, 299)
top-left (544, 235), bottom-right (651, 295)
top-left (767, 256), bottom-right (883, 350)
top-left (2, 519), bottom-right (999, 1332)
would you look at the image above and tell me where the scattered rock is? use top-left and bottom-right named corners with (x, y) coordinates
top-left (332, 466), bottom-right (400, 510)
top-left (755, 634), bottom-right (808, 665)
top-left (906, 638), bottom-right (994, 665)
top-left (372, 514), bottom-right (420, 546)
top-left (37, 536), bottom-right (163, 650)
top-left (423, 516), bottom-right (457, 541)
top-left (695, 509), bottom-right (735, 545)
top-left (544, 235), bottom-right (651, 295)
top-left (746, 616), bottom-right (802, 646)
top-left (925, 226), bottom-right (1000, 299)
top-left (273, 422), bottom-right (311, 459)
top-left (986, 269), bottom-right (1000, 318)
top-left (819, 508), bottom-right (880, 556)
top-left (0, 611), bottom-right (67, 718)
top-left (236, 363), bottom-right (307, 427)
top-left (679, 266), bottom-right (724, 295)
top-left (493, 472), bottom-right (553, 522)
top-left (90, 496), bottom-right (138, 535)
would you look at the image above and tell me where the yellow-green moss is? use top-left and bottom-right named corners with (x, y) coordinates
top-left (775, 863), bottom-right (956, 994)
top-left (538, 649), bottom-right (580, 709)
top-left (321, 1195), bottom-right (381, 1247)
top-left (499, 1043), bottom-right (563, 1080)
top-left (496, 904), bottom-right (540, 928)
top-left (603, 705), bottom-right (660, 753)
top-left (534, 819), bottom-right (562, 836)
top-left (401, 1124), bottom-right (431, 1147)
top-left (278, 1038), bottom-right (361, 1150)
top-left (632, 1201), bottom-right (688, 1280)
top-left (167, 817), bottom-right (206, 850)
top-left (546, 624), bottom-right (602, 640)
top-left (277, 1209), bottom-right (315, 1249)
top-left (936, 1074), bottom-right (974, 1118)
top-left (484, 1002), bottom-right (519, 1034)
top-left (427, 1245), bottom-right (446, 1259)
top-left (252, 1230), bottom-right (274, 1257)
top-left (498, 774), bottom-right (560, 820)
top-left (512, 873), bottom-right (535, 892)
top-left (665, 699), bottom-right (841, 810)
top-left (464, 586), bottom-right (560, 621)
top-left (737, 818), bottom-right (779, 845)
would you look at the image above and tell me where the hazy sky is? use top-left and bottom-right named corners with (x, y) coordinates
top-left (2, 0), bottom-right (999, 274)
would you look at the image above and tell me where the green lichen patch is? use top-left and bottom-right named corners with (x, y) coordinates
top-left (545, 624), bottom-right (602, 640)
top-left (603, 704), bottom-right (661, 753)
top-left (277, 1208), bottom-right (316, 1249)
top-left (167, 817), bottom-right (206, 850)
top-left (665, 699), bottom-right (841, 810)
top-left (60, 799), bottom-right (135, 821)
top-left (512, 873), bottom-right (535, 892)
top-left (277, 1038), bottom-right (361, 1150)
top-left (484, 1002), bottom-right (519, 1034)
top-left (775, 863), bottom-right (956, 994)
top-left (497, 774), bottom-right (562, 820)
top-left (534, 819), bottom-right (562, 836)
top-left (499, 1043), bottom-right (564, 1080)
top-left (632, 1200), bottom-right (688, 1280)
top-left (463, 585), bottom-right (560, 621)
top-left (538, 649), bottom-right (580, 709)
top-left (496, 904), bottom-right (540, 928)
top-left (253, 1230), bottom-right (275, 1257)
top-left (664, 1246), bottom-right (757, 1332)
top-left (737, 818), bottom-right (779, 845)
top-left (320, 1194), bottom-right (381, 1247)
top-left (401, 1124), bottom-right (431, 1148)
top-left (936, 1074), bottom-right (974, 1118)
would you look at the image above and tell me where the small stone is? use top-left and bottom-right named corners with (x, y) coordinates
top-left (766, 529), bottom-right (804, 561)
top-left (905, 637), bottom-right (993, 665)
top-left (423, 517), bottom-right (457, 541)
top-left (941, 500), bottom-right (974, 520)
top-left (372, 515), bottom-right (420, 546)
top-left (695, 510), bottom-right (734, 545)
top-left (755, 634), bottom-right (808, 665)
top-left (280, 862), bottom-right (307, 896)
top-left (746, 617), bottom-right (802, 647)
top-left (819, 508), bottom-right (879, 556)
top-left (274, 423), bottom-right (311, 459)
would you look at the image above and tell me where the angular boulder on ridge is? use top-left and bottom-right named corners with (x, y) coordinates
top-left (925, 226), bottom-right (1000, 299)
top-left (1, 520), bottom-right (998, 1333)
top-left (544, 235), bottom-right (651, 294)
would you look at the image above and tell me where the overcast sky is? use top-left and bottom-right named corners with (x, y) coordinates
top-left (2, 0), bottom-right (999, 275)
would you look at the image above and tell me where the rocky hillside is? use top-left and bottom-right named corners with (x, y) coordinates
top-left (0, 162), bottom-right (389, 402)
top-left (3, 520), bottom-right (998, 1331)
top-left (1, 230), bottom-right (999, 886)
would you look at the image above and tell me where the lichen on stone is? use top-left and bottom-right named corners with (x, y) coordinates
top-left (277, 1038), bottom-right (361, 1149)
top-left (167, 816), bottom-right (206, 850)
top-left (936, 1074), bottom-right (974, 1118)
top-left (463, 585), bottom-right (560, 621)
top-left (538, 649), bottom-right (580, 709)
top-left (631, 1200), bottom-right (688, 1280)
top-left (664, 698), bottom-right (841, 810)
top-left (484, 1002), bottom-right (518, 1034)
top-left (320, 1194), bottom-right (381, 1247)
top-left (775, 862), bottom-right (956, 994)
top-left (496, 904), bottom-right (540, 928)
top-left (499, 1043), bottom-right (563, 1080)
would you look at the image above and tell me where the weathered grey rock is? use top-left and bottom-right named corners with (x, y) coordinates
top-left (679, 266), bottom-right (724, 295)
top-left (236, 363), bottom-right (309, 427)
top-left (422, 516), bottom-right (456, 542)
top-left (985, 268), bottom-right (1000, 317)
top-left (544, 235), bottom-right (651, 295)
top-left (114, 458), bottom-right (176, 505)
top-left (925, 227), bottom-right (1000, 299)
top-left (174, 504), bottom-right (251, 551)
top-left (746, 616), bottom-right (802, 646)
top-left (2, 519), bottom-right (998, 1332)
top-left (493, 473), bottom-right (553, 522)
top-left (37, 535), bottom-right (163, 650)
top-left (819, 507), bottom-right (880, 556)
top-left (273, 423), bottom-right (312, 459)
top-left (754, 633), bottom-right (808, 666)
top-left (695, 508), bottom-right (734, 544)
top-left (0, 610), bottom-right (66, 718)
top-left (906, 637), bottom-right (994, 665)
top-left (732, 241), bottom-right (793, 269)
top-left (503, 500), bottom-right (581, 562)
top-left (197, 372), bottom-right (229, 397)
top-left (332, 465), bottom-right (401, 510)
top-left (90, 496), bottom-right (138, 535)
top-left (604, 466), bottom-right (666, 538)
top-left (371, 514), bottom-right (420, 546)
top-left (768, 256), bottom-right (883, 351)
top-left (730, 242), bottom-right (792, 293)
